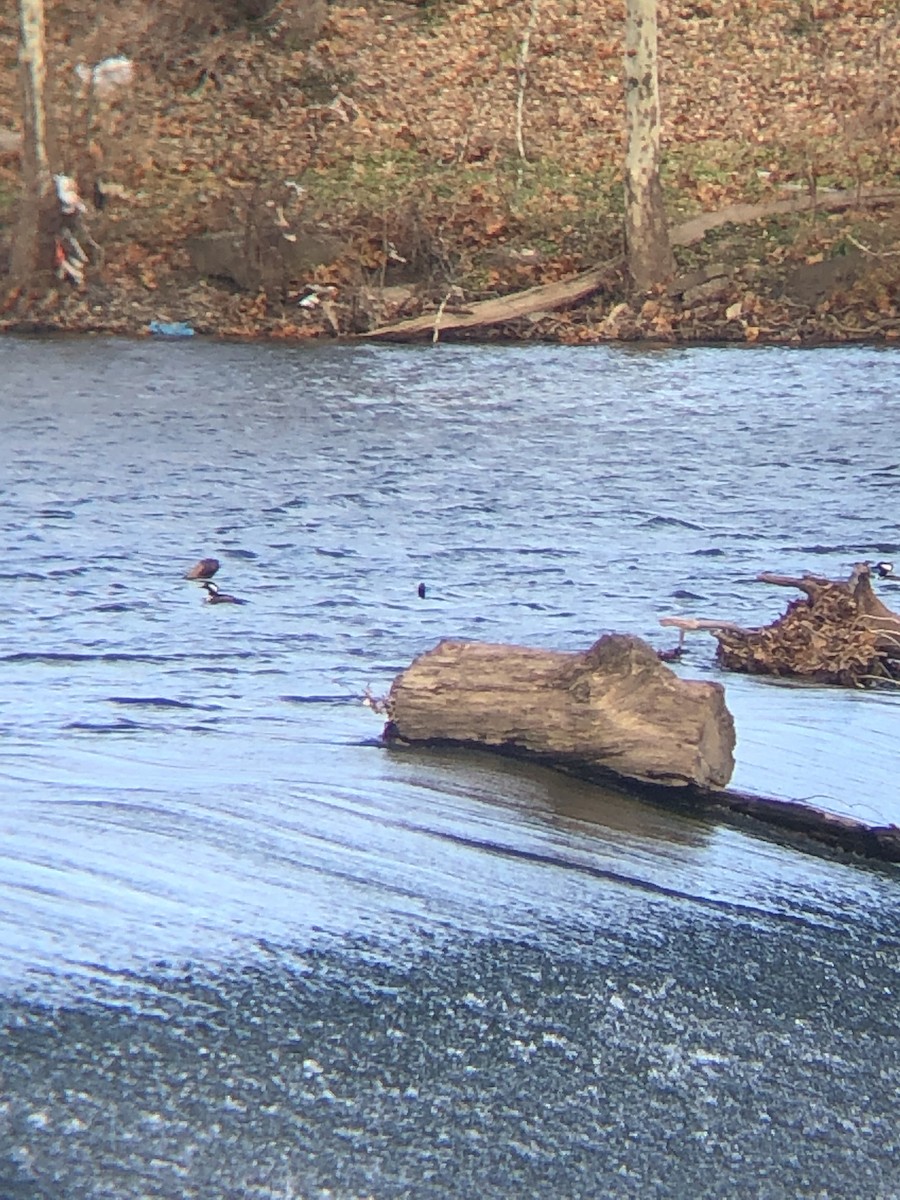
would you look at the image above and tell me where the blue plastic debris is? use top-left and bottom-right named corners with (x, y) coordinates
top-left (148, 320), bottom-right (195, 338)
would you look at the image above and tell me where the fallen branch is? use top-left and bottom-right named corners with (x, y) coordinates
top-left (668, 186), bottom-right (900, 248)
top-left (365, 258), bottom-right (622, 341)
top-left (700, 787), bottom-right (900, 864)
top-left (844, 232), bottom-right (900, 258)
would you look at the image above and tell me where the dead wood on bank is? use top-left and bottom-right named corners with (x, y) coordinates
top-left (365, 258), bottom-right (623, 342)
top-left (364, 188), bottom-right (900, 342)
top-left (668, 186), bottom-right (900, 249)
top-left (662, 563), bottom-right (900, 687)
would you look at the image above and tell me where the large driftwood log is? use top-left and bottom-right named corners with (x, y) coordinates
top-left (383, 633), bottom-right (735, 789)
top-left (662, 563), bottom-right (900, 686)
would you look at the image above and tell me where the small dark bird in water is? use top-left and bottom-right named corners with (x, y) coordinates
top-left (417, 582), bottom-right (426, 599)
top-left (185, 557), bottom-right (220, 581)
top-left (203, 581), bottom-right (246, 605)
top-left (657, 645), bottom-right (684, 663)
top-left (874, 561), bottom-right (895, 579)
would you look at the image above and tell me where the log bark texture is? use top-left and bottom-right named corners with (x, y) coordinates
top-left (384, 633), bottom-right (735, 789)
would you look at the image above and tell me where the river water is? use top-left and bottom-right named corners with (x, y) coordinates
top-left (1, 336), bottom-right (898, 1198)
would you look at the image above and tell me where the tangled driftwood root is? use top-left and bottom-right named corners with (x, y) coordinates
top-left (662, 564), bottom-right (900, 687)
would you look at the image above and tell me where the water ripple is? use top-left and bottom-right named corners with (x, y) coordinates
top-left (1, 337), bottom-right (899, 996)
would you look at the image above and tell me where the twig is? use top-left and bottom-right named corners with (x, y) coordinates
top-left (823, 316), bottom-right (886, 336)
top-left (431, 285), bottom-right (464, 344)
top-left (432, 292), bottom-right (451, 344)
top-left (857, 673), bottom-right (900, 687)
top-left (515, 0), bottom-right (541, 171)
top-left (380, 213), bottom-right (389, 291)
top-left (362, 686), bottom-right (390, 714)
top-left (845, 233), bottom-right (900, 258)
top-left (659, 616), bottom-right (752, 634)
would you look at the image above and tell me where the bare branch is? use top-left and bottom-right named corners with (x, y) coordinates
top-left (515, 0), bottom-right (541, 167)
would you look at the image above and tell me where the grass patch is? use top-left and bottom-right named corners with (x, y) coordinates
top-left (0, 181), bottom-right (17, 218)
top-left (295, 149), bottom-right (630, 291)
top-left (307, 151), bottom-right (622, 227)
top-left (662, 140), bottom-right (780, 214)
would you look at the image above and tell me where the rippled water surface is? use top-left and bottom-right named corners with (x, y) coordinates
top-left (1, 336), bottom-right (899, 1198)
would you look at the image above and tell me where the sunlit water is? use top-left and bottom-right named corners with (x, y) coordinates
top-left (1, 337), bottom-right (898, 1198)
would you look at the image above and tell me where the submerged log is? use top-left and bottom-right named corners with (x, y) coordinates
top-left (662, 563), bottom-right (900, 687)
top-left (705, 789), bottom-right (900, 863)
top-left (383, 633), bottom-right (735, 789)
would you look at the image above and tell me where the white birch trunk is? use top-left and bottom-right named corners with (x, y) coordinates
top-left (624, 0), bottom-right (674, 291)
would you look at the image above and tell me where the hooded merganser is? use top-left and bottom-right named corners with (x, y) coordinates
top-left (185, 557), bottom-right (220, 581)
top-left (657, 645), bottom-right (684, 663)
top-left (203, 581), bottom-right (247, 605)
top-left (874, 561), bottom-right (895, 579)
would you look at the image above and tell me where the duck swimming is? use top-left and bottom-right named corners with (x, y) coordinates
top-left (185, 557), bottom-right (220, 581)
top-left (203, 581), bottom-right (247, 605)
top-left (874, 561), bottom-right (895, 579)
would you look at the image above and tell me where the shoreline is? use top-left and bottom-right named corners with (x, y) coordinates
top-left (2, 318), bottom-right (896, 348)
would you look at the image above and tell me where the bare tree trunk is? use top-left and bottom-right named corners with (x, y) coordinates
top-left (623, 0), bottom-right (674, 291)
top-left (10, 0), bottom-right (59, 286)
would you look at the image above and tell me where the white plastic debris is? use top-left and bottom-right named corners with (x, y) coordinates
top-left (54, 238), bottom-right (84, 285)
top-left (54, 174), bottom-right (87, 215)
top-left (61, 230), bottom-right (87, 263)
top-left (75, 56), bottom-right (134, 97)
top-left (296, 284), bottom-right (338, 310)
